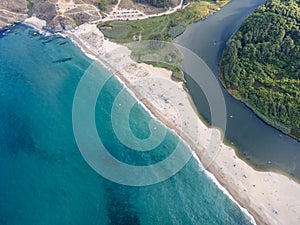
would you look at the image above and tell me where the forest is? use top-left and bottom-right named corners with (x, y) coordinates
top-left (219, 0), bottom-right (300, 139)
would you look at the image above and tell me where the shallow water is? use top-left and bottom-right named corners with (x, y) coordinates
top-left (0, 25), bottom-right (253, 224)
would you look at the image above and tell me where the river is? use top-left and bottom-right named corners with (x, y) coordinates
top-left (175, 0), bottom-right (300, 179)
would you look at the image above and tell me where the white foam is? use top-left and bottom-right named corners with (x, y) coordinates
top-left (68, 33), bottom-right (257, 224)
top-left (202, 165), bottom-right (257, 225)
top-left (28, 27), bottom-right (257, 224)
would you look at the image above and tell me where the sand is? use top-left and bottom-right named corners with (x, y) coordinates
top-left (25, 18), bottom-right (300, 225)
top-left (65, 23), bottom-right (300, 225)
top-left (23, 17), bottom-right (47, 31)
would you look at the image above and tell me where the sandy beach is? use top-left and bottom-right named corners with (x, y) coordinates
top-left (65, 23), bottom-right (300, 225)
top-left (24, 18), bottom-right (300, 225)
top-left (23, 17), bottom-right (46, 31)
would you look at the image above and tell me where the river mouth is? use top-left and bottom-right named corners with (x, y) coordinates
top-left (174, 0), bottom-right (300, 180)
top-left (0, 24), bottom-right (255, 225)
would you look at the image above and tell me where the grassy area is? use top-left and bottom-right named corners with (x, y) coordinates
top-left (98, 16), bottom-right (171, 43)
top-left (98, 0), bottom-right (228, 43)
top-left (147, 62), bottom-right (185, 82)
top-left (26, 0), bottom-right (34, 17)
top-left (126, 40), bottom-right (183, 64)
top-left (169, 1), bottom-right (221, 26)
top-left (125, 40), bottom-right (184, 81)
top-left (97, 0), bottom-right (229, 82)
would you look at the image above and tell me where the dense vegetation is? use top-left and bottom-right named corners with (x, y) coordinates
top-left (220, 0), bottom-right (300, 139)
top-left (97, 0), bottom-right (118, 12)
top-left (133, 0), bottom-right (173, 8)
top-left (26, 0), bottom-right (34, 16)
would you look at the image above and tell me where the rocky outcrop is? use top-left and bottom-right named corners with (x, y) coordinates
top-left (0, 0), bottom-right (27, 30)
top-left (30, 0), bottom-right (102, 32)
top-left (0, 0), bottom-right (102, 32)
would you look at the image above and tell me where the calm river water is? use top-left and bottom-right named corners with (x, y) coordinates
top-left (175, 0), bottom-right (300, 179)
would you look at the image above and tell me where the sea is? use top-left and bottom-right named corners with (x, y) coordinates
top-left (0, 25), bottom-right (253, 225)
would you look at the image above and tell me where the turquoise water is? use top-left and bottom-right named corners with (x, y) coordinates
top-left (0, 25), bottom-right (252, 225)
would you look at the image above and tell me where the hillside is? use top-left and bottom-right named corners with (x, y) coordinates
top-left (0, 0), bottom-right (181, 32)
top-left (220, 0), bottom-right (300, 140)
top-left (0, 0), bottom-right (27, 29)
top-left (0, 0), bottom-right (106, 32)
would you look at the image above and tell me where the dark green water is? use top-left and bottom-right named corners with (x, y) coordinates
top-left (175, 0), bottom-right (300, 179)
top-left (0, 25), bottom-right (254, 224)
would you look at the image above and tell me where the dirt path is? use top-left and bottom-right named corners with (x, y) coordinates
top-left (56, 0), bottom-right (102, 19)
top-left (0, 8), bottom-right (26, 16)
top-left (92, 0), bottom-right (183, 23)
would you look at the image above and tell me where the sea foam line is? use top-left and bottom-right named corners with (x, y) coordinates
top-left (66, 31), bottom-right (258, 225)
top-left (22, 26), bottom-right (257, 224)
top-left (192, 151), bottom-right (257, 225)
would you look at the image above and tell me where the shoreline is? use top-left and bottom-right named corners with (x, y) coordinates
top-left (22, 18), bottom-right (300, 225)
top-left (220, 76), bottom-right (300, 142)
top-left (63, 24), bottom-right (257, 224)
top-left (187, 88), bottom-right (300, 183)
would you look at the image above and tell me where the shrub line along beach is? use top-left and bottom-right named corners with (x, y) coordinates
top-left (22, 9), bottom-right (300, 225)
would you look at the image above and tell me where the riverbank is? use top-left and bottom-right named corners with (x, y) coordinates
top-left (64, 23), bottom-right (300, 225)
top-left (23, 18), bottom-right (300, 224)
top-left (174, 0), bottom-right (300, 180)
top-left (218, 0), bottom-right (300, 142)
